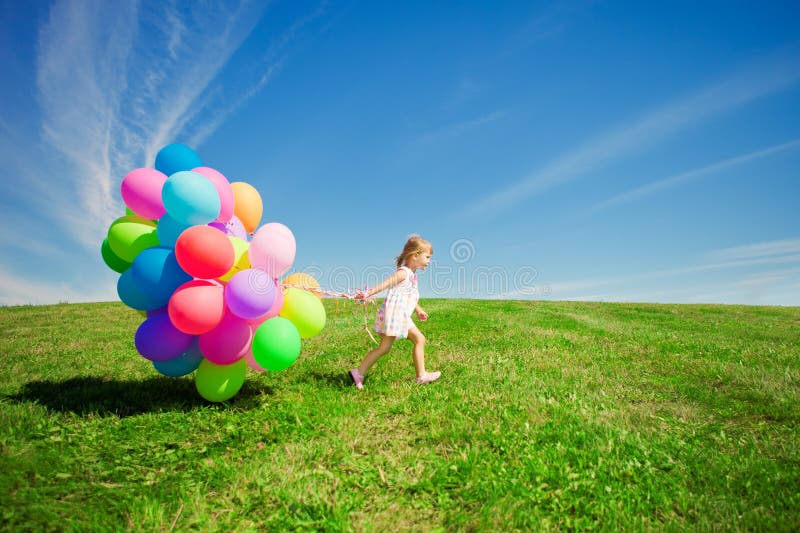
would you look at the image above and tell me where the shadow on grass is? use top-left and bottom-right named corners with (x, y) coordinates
top-left (5, 376), bottom-right (275, 417)
top-left (297, 370), bottom-right (353, 388)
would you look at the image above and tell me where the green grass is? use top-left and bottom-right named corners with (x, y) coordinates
top-left (1, 299), bottom-right (799, 531)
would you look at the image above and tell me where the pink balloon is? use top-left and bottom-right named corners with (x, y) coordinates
top-left (192, 167), bottom-right (234, 224)
top-left (244, 346), bottom-right (266, 372)
top-left (199, 312), bottom-right (252, 365)
top-left (248, 223), bottom-right (296, 278)
top-left (121, 168), bottom-right (168, 219)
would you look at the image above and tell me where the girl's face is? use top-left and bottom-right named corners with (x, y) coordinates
top-left (409, 250), bottom-right (432, 271)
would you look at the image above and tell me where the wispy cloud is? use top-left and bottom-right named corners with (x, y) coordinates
top-left (464, 51), bottom-right (800, 217)
top-left (0, 265), bottom-right (116, 306)
top-left (33, 0), bottom-right (319, 250)
top-left (413, 111), bottom-right (505, 146)
top-left (705, 237), bottom-right (800, 262)
top-left (502, 1), bottom-right (593, 55)
top-left (591, 138), bottom-right (800, 212)
top-left (499, 244), bottom-right (800, 303)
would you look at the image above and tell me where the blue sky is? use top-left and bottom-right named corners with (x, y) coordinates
top-left (1, 0), bottom-right (799, 306)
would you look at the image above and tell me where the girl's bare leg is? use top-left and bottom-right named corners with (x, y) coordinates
top-left (406, 328), bottom-right (426, 378)
top-left (358, 335), bottom-right (395, 375)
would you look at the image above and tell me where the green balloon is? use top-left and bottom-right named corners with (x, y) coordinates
top-left (101, 238), bottom-right (131, 273)
top-left (107, 215), bottom-right (159, 263)
top-left (252, 317), bottom-right (302, 372)
top-left (195, 358), bottom-right (246, 402)
top-left (279, 288), bottom-right (326, 339)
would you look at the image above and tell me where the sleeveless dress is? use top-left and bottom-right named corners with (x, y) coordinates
top-left (374, 266), bottom-right (419, 339)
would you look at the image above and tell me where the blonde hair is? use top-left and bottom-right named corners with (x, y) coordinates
top-left (395, 235), bottom-right (433, 269)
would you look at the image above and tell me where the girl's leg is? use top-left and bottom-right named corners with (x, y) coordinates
top-left (357, 335), bottom-right (395, 375)
top-left (406, 327), bottom-right (427, 378)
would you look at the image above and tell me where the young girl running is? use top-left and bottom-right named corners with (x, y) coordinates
top-left (349, 235), bottom-right (441, 390)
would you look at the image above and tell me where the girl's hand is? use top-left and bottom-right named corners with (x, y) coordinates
top-left (353, 289), bottom-right (369, 304)
top-left (416, 309), bottom-right (428, 321)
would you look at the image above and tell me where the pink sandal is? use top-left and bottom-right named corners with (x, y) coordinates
top-left (416, 371), bottom-right (441, 384)
top-left (349, 369), bottom-right (364, 390)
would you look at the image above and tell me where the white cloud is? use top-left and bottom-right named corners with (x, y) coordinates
top-left (33, 0), bottom-right (288, 251)
top-left (591, 138), bottom-right (800, 212)
top-left (705, 237), bottom-right (800, 262)
top-left (499, 251), bottom-right (800, 304)
top-left (463, 51), bottom-right (800, 217)
top-left (0, 265), bottom-right (116, 306)
top-left (413, 111), bottom-right (505, 146)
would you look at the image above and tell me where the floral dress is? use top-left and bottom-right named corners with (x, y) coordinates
top-left (374, 266), bottom-right (418, 339)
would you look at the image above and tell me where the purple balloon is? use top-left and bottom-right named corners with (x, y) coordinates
top-left (208, 221), bottom-right (227, 233)
top-left (225, 269), bottom-right (276, 319)
top-left (135, 313), bottom-right (195, 362)
top-left (225, 215), bottom-right (248, 240)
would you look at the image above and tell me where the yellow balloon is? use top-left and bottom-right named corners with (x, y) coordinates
top-left (217, 237), bottom-right (251, 282)
top-left (230, 182), bottom-right (263, 233)
top-left (280, 288), bottom-right (326, 339)
top-left (282, 273), bottom-right (322, 300)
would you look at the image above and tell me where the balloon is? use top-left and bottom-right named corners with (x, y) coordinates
top-left (199, 312), bottom-right (252, 365)
top-left (155, 144), bottom-right (203, 177)
top-left (246, 283), bottom-right (284, 326)
top-left (282, 273), bottom-right (322, 299)
top-left (195, 358), bottom-right (246, 402)
top-left (280, 288), bottom-right (326, 338)
top-left (193, 167), bottom-right (234, 223)
top-left (162, 170), bottom-right (220, 226)
top-left (249, 223), bottom-right (295, 278)
top-left (131, 247), bottom-right (192, 307)
top-left (244, 348), bottom-right (266, 372)
top-left (135, 313), bottom-right (195, 362)
top-left (224, 215), bottom-right (249, 240)
top-left (153, 339), bottom-right (203, 377)
top-left (217, 237), bottom-right (250, 282)
top-left (107, 215), bottom-right (159, 263)
top-left (156, 212), bottom-right (191, 248)
top-left (168, 280), bottom-right (225, 334)
top-left (101, 238), bottom-right (131, 273)
top-left (175, 225), bottom-right (235, 279)
top-left (230, 182), bottom-right (262, 233)
top-left (225, 269), bottom-right (276, 319)
top-left (117, 269), bottom-right (164, 311)
top-left (121, 168), bottom-right (168, 219)
top-left (251, 317), bottom-right (302, 372)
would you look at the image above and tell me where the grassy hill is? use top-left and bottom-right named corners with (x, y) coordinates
top-left (1, 299), bottom-right (798, 530)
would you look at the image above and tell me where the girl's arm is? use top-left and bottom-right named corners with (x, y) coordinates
top-left (415, 303), bottom-right (428, 321)
top-left (363, 269), bottom-right (408, 299)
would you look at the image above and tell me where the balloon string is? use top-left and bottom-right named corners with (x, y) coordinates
top-left (279, 283), bottom-right (379, 345)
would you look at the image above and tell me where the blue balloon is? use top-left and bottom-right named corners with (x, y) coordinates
top-left (154, 144), bottom-right (203, 177)
top-left (162, 171), bottom-right (221, 226)
top-left (156, 212), bottom-right (191, 248)
top-left (117, 269), bottom-right (164, 310)
top-left (153, 339), bottom-right (204, 377)
top-left (130, 247), bottom-right (191, 308)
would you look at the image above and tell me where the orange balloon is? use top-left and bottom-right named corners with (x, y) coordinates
top-left (230, 182), bottom-right (263, 233)
top-left (282, 273), bottom-right (322, 300)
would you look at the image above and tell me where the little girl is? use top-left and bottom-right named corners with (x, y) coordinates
top-left (349, 235), bottom-right (441, 390)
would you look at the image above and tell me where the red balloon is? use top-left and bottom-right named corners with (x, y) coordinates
top-left (168, 280), bottom-right (225, 334)
top-left (175, 225), bottom-right (235, 279)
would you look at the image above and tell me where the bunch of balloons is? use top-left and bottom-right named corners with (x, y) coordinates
top-left (101, 144), bottom-right (326, 402)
